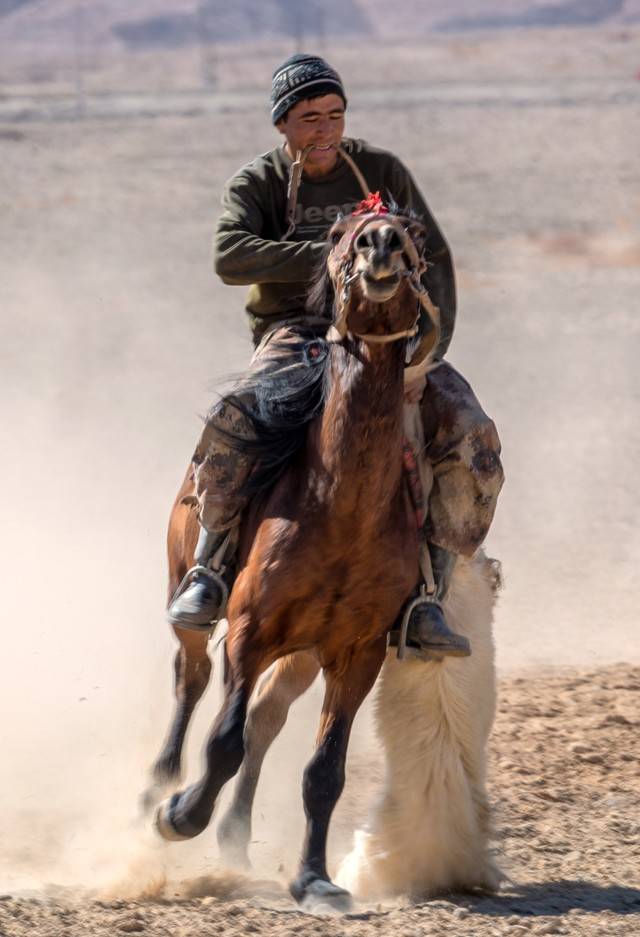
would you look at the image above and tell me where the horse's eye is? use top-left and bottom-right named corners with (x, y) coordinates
top-left (330, 228), bottom-right (344, 245)
top-left (408, 222), bottom-right (427, 245)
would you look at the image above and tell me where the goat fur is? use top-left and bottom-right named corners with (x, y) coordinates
top-left (337, 551), bottom-right (501, 898)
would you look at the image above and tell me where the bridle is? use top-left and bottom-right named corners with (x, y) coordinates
top-left (283, 142), bottom-right (370, 239)
top-left (282, 141), bottom-right (440, 348)
top-left (329, 212), bottom-right (440, 347)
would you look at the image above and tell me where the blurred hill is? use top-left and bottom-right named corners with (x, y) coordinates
top-left (438, 0), bottom-right (633, 31)
top-left (2, 0), bottom-right (639, 53)
top-left (1, 0), bottom-right (639, 100)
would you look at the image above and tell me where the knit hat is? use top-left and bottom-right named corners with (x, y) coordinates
top-left (270, 53), bottom-right (347, 124)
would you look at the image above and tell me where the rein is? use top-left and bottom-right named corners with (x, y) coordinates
top-left (282, 143), bottom-right (370, 240)
top-left (282, 143), bottom-right (440, 350)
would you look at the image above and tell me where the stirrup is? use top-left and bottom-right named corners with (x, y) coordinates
top-left (167, 564), bottom-right (229, 634)
top-left (395, 584), bottom-right (441, 663)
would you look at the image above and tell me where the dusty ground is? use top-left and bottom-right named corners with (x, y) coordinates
top-left (1, 664), bottom-right (638, 936)
top-left (1, 25), bottom-right (639, 937)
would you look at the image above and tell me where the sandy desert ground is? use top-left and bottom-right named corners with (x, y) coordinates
top-left (1, 26), bottom-right (639, 937)
top-left (0, 665), bottom-right (639, 935)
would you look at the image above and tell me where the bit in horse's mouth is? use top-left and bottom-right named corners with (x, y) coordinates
top-left (361, 271), bottom-right (401, 301)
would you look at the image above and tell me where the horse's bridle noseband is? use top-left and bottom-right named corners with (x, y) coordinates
top-left (330, 213), bottom-right (440, 346)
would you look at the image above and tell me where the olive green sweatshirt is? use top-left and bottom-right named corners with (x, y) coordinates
top-left (213, 138), bottom-right (456, 356)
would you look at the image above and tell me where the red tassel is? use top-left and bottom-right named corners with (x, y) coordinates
top-left (353, 191), bottom-right (389, 216)
top-left (402, 439), bottom-right (425, 530)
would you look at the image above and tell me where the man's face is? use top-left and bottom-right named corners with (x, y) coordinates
top-left (277, 93), bottom-right (345, 178)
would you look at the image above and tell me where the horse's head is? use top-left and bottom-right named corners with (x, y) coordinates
top-left (311, 197), bottom-right (433, 344)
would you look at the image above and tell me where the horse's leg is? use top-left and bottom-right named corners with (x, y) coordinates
top-left (142, 629), bottom-right (212, 810)
top-left (289, 638), bottom-right (387, 911)
top-left (154, 631), bottom-right (263, 841)
top-left (143, 466), bottom-right (208, 806)
top-left (217, 651), bottom-right (320, 867)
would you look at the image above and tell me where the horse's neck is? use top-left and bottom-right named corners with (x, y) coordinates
top-left (312, 340), bottom-right (406, 513)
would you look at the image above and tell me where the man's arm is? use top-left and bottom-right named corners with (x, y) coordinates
top-left (390, 159), bottom-right (456, 359)
top-left (214, 171), bottom-right (325, 285)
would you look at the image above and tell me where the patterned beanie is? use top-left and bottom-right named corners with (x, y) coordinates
top-left (270, 53), bottom-right (347, 124)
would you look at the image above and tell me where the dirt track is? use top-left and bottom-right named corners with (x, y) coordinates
top-left (1, 664), bottom-right (638, 936)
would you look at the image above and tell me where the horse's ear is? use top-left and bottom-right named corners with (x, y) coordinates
top-left (386, 192), bottom-right (400, 215)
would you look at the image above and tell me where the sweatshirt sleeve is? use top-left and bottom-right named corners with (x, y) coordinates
top-left (389, 159), bottom-right (457, 359)
top-left (213, 170), bottom-right (325, 285)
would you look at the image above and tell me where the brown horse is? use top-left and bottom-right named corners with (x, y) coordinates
top-left (151, 208), bottom-right (437, 910)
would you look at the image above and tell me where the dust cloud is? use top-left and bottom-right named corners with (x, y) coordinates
top-left (1, 32), bottom-right (639, 906)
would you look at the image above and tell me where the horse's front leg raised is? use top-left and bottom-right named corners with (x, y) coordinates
top-left (290, 638), bottom-right (387, 911)
top-left (155, 631), bottom-right (262, 841)
top-left (142, 629), bottom-right (212, 811)
top-left (217, 651), bottom-right (320, 867)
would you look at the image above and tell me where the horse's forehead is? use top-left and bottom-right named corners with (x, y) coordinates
top-left (360, 216), bottom-right (396, 228)
top-left (340, 214), bottom-right (412, 236)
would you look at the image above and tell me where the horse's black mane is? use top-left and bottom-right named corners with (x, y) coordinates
top-left (211, 327), bottom-right (331, 498)
top-left (214, 201), bottom-right (421, 499)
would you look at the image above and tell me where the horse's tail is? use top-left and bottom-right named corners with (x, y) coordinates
top-left (338, 552), bottom-right (503, 899)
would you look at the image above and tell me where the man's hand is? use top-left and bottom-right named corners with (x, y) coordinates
top-left (404, 374), bottom-right (427, 405)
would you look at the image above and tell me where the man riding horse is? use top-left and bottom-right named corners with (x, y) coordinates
top-left (167, 54), bottom-right (504, 657)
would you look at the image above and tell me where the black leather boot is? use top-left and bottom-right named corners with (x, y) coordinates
top-left (167, 527), bottom-right (233, 632)
top-left (401, 544), bottom-right (471, 659)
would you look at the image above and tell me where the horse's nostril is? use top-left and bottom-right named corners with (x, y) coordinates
top-left (387, 231), bottom-right (403, 252)
top-left (355, 233), bottom-right (370, 252)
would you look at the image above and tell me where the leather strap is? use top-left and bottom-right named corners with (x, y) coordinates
top-left (282, 143), bottom-right (371, 240)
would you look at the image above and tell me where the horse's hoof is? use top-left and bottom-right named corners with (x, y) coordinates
top-left (290, 874), bottom-right (353, 912)
top-left (219, 842), bottom-right (251, 870)
top-left (154, 792), bottom-right (206, 842)
top-left (217, 814), bottom-right (252, 869)
top-left (139, 781), bottom-right (168, 818)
